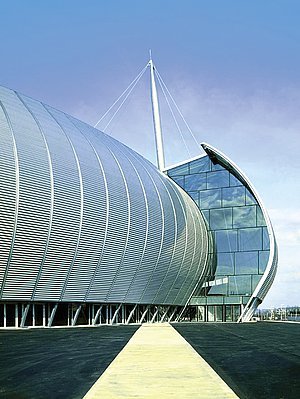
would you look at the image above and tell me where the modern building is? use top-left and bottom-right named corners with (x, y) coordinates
top-left (0, 65), bottom-right (277, 328)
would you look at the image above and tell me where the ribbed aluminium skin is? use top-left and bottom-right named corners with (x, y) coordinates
top-left (0, 86), bottom-right (209, 306)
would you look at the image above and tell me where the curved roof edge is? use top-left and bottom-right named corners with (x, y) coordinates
top-left (201, 142), bottom-right (278, 322)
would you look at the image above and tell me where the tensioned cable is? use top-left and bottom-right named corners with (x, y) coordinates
top-left (155, 69), bottom-right (192, 158)
top-left (155, 67), bottom-right (202, 151)
top-left (94, 63), bottom-right (148, 129)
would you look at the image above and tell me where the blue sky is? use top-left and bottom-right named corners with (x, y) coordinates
top-left (0, 0), bottom-right (299, 307)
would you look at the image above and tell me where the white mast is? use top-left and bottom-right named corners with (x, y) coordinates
top-left (149, 51), bottom-right (165, 171)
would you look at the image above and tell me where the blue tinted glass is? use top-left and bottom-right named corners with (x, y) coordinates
top-left (235, 251), bottom-right (258, 274)
top-left (252, 275), bottom-right (262, 291)
top-left (167, 163), bottom-right (189, 176)
top-left (188, 191), bottom-right (199, 204)
top-left (230, 174), bottom-right (242, 187)
top-left (239, 227), bottom-right (263, 251)
top-left (263, 227), bottom-right (270, 250)
top-left (207, 170), bottom-right (229, 189)
top-left (233, 206), bottom-right (256, 228)
top-left (216, 252), bottom-right (234, 275)
top-left (211, 162), bottom-right (224, 171)
top-left (185, 173), bottom-right (206, 191)
top-left (209, 281), bottom-right (228, 295)
top-left (200, 189), bottom-right (221, 209)
top-left (229, 275), bottom-right (252, 295)
top-left (210, 208), bottom-right (232, 230)
top-left (171, 176), bottom-right (184, 188)
top-left (201, 210), bottom-right (210, 224)
top-left (259, 250), bottom-right (269, 273)
top-left (222, 186), bottom-right (245, 207)
top-left (245, 190), bottom-right (257, 205)
top-left (215, 230), bottom-right (237, 252)
top-left (189, 156), bottom-right (211, 173)
top-left (256, 207), bottom-right (267, 226)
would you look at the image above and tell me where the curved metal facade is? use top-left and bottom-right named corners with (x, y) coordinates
top-left (0, 85), bottom-right (209, 306)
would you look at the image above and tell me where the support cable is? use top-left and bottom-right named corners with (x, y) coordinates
top-left (155, 68), bottom-right (202, 151)
top-left (94, 63), bottom-right (148, 130)
top-left (155, 70), bottom-right (192, 159)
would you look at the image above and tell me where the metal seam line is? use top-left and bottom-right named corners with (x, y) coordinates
top-left (0, 99), bottom-right (20, 298)
top-left (42, 104), bottom-right (84, 302)
top-left (103, 135), bottom-right (149, 304)
top-left (103, 143), bottom-right (131, 302)
top-left (65, 116), bottom-right (110, 302)
top-left (15, 93), bottom-right (55, 301)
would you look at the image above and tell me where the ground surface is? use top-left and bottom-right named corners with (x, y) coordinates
top-left (174, 322), bottom-right (300, 399)
top-left (0, 325), bottom-right (138, 399)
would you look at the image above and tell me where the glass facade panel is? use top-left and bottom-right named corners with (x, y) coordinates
top-left (171, 175), bottom-right (184, 188)
top-left (188, 191), bottom-right (199, 204)
top-left (225, 305), bottom-right (232, 321)
top-left (211, 163), bottom-right (224, 171)
top-left (200, 189), bottom-right (221, 209)
top-left (230, 174), bottom-right (242, 187)
top-left (229, 275), bottom-right (252, 295)
top-left (215, 230), bottom-right (237, 252)
top-left (252, 275), bottom-right (262, 291)
top-left (233, 305), bottom-right (241, 321)
top-left (210, 208), bottom-right (232, 230)
top-left (222, 186), bottom-right (245, 207)
top-left (245, 190), bottom-right (257, 205)
top-left (168, 163), bottom-right (189, 176)
top-left (201, 210), bottom-right (209, 224)
top-left (216, 253), bottom-right (234, 275)
top-left (263, 227), bottom-right (270, 250)
top-left (215, 305), bottom-right (223, 321)
top-left (256, 207), bottom-right (267, 226)
top-left (189, 157), bottom-right (211, 173)
top-left (259, 250), bottom-right (269, 273)
top-left (185, 173), bottom-right (206, 191)
top-left (233, 206), bottom-right (256, 228)
top-left (235, 251), bottom-right (258, 274)
top-left (207, 170), bottom-right (229, 189)
top-left (239, 228), bottom-right (262, 251)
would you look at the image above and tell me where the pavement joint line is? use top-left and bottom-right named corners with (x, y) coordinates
top-left (83, 322), bottom-right (239, 399)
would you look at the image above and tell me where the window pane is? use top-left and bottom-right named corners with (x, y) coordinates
top-left (256, 206), bottom-right (267, 226)
top-left (210, 208), bottom-right (232, 230)
top-left (263, 227), bottom-right (270, 250)
top-left (259, 250), bottom-right (270, 273)
top-left (201, 210), bottom-right (209, 224)
top-left (239, 227), bottom-right (263, 251)
top-left (211, 163), bottom-right (224, 171)
top-left (207, 170), bottom-right (229, 189)
top-left (245, 190), bottom-right (257, 205)
top-left (230, 174), bottom-right (242, 187)
top-left (222, 186), bottom-right (245, 207)
top-left (229, 275), bottom-right (252, 295)
top-left (233, 206), bottom-right (256, 228)
top-left (235, 251), bottom-right (258, 274)
top-left (171, 175), bottom-right (184, 188)
top-left (185, 173), bottom-right (206, 191)
top-left (216, 252), bottom-right (234, 275)
top-left (189, 156), bottom-right (211, 173)
top-left (200, 189), bottom-right (221, 209)
top-left (252, 275), bottom-right (262, 291)
top-left (188, 191), bottom-right (199, 204)
top-left (215, 230), bottom-right (238, 252)
top-left (168, 163), bottom-right (189, 176)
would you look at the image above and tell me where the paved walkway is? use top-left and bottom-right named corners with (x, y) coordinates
top-left (83, 323), bottom-right (238, 398)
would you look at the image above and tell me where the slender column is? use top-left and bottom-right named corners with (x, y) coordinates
top-left (43, 304), bottom-right (46, 327)
top-left (121, 305), bottom-right (125, 324)
top-left (32, 304), bottom-right (35, 327)
top-left (106, 305), bottom-right (109, 324)
top-left (15, 304), bottom-right (18, 328)
top-left (72, 305), bottom-right (82, 326)
top-left (67, 304), bottom-right (70, 326)
top-left (92, 304), bottom-right (95, 324)
top-left (3, 304), bottom-right (6, 328)
top-left (149, 56), bottom-right (165, 171)
top-left (125, 304), bottom-right (137, 325)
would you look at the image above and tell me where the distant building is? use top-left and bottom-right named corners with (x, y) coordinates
top-left (0, 85), bottom-right (277, 327)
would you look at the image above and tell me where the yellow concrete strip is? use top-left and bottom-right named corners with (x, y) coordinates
top-left (83, 323), bottom-right (239, 399)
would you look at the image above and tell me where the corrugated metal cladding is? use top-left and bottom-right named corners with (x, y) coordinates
top-left (0, 85), bottom-right (209, 306)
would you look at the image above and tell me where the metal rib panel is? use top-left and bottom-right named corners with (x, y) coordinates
top-left (0, 88), bottom-right (50, 300)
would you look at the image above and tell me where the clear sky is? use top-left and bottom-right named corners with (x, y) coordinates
top-left (0, 0), bottom-right (299, 307)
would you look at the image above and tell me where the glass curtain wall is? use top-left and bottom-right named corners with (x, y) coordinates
top-left (167, 155), bottom-right (270, 322)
